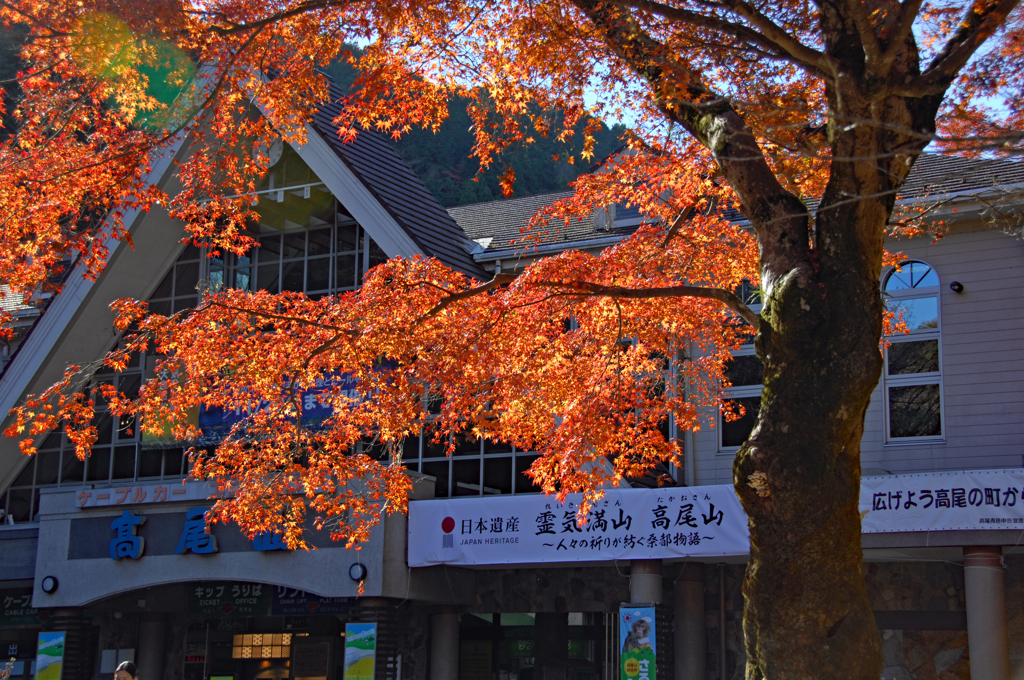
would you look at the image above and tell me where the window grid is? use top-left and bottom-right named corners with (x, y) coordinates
top-left (718, 284), bottom-right (764, 453)
top-left (882, 261), bottom-right (944, 443)
top-left (1, 156), bottom-right (394, 520)
top-left (0, 357), bottom-right (188, 522)
top-left (365, 430), bottom-right (541, 498)
top-left (209, 201), bottom-right (387, 298)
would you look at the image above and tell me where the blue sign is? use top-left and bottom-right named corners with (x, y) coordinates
top-left (197, 372), bottom-right (365, 442)
top-left (109, 511), bottom-right (145, 560)
top-left (176, 507), bottom-right (219, 554)
top-left (253, 531), bottom-right (289, 552)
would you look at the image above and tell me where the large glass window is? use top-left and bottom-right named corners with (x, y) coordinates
top-left (0, 144), bottom-right (395, 520)
top-left (393, 425), bottom-right (541, 497)
top-left (0, 345), bottom-right (187, 523)
top-left (882, 261), bottom-right (943, 442)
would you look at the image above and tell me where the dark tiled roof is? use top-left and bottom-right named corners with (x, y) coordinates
top-left (448, 190), bottom-right (618, 252)
top-left (312, 84), bottom-right (487, 280)
top-left (898, 153), bottom-right (1024, 199)
top-left (450, 153), bottom-right (1024, 254)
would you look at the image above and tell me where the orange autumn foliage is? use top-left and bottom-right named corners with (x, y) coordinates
top-left (1, 0), bottom-right (1021, 551)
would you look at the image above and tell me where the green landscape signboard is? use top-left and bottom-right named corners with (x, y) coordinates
top-left (343, 623), bottom-right (377, 680)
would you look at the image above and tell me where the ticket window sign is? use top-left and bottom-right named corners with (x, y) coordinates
top-left (619, 607), bottom-right (656, 680)
top-left (343, 624), bottom-right (377, 680)
top-left (35, 632), bottom-right (65, 680)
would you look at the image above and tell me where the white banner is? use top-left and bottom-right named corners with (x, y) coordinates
top-left (407, 485), bottom-right (749, 567)
top-left (859, 469), bottom-right (1024, 532)
top-left (408, 469), bottom-right (1024, 566)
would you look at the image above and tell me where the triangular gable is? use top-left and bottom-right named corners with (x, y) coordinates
top-left (311, 80), bottom-right (487, 280)
top-left (0, 95), bottom-right (485, 493)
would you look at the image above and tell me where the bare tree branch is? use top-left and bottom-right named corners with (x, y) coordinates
top-left (612, 0), bottom-right (834, 75)
top-left (912, 0), bottom-right (1022, 92)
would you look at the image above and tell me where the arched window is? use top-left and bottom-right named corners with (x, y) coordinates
top-left (882, 260), bottom-right (943, 442)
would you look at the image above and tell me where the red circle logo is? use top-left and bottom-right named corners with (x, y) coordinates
top-left (441, 517), bottom-right (455, 534)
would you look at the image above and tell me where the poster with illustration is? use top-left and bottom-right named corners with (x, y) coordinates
top-left (619, 607), bottom-right (656, 680)
top-left (343, 623), bottom-right (377, 680)
top-left (35, 632), bottom-right (65, 680)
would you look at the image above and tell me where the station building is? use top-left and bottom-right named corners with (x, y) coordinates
top-left (1, 85), bottom-right (1024, 680)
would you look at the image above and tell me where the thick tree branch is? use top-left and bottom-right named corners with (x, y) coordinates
top-left (613, 0), bottom-right (834, 75)
top-left (912, 0), bottom-right (1021, 92)
top-left (204, 0), bottom-right (351, 35)
top-left (716, 0), bottom-right (838, 76)
top-left (419, 273), bottom-right (516, 321)
top-left (877, 0), bottom-right (925, 76)
top-left (420, 273), bottom-right (761, 331)
top-left (543, 280), bottom-right (762, 329)
top-left (570, 0), bottom-right (812, 291)
top-left (841, 0), bottom-right (883, 69)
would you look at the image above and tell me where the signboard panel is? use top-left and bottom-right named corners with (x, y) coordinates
top-left (409, 470), bottom-right (1024, 566)
top-left (2, 588), bottom-right (40, 627)
top-left (187, 582), bottom-right (272, 618)
top-left (619, 607), bottom-right (655, 680)
top-left (408, 485), bottom-right (747, 567)
top-left (35, 632), bottom-right (65, 680)
top-left (272, 587), bottom-right (350, 616)
top-left (859, 469), bottom-right (1024, 532)
top-left (343, 623), bottom-right (377, 680)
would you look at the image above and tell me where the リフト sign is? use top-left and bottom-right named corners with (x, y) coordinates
top-left (407, 485), bottom-right (749, 567)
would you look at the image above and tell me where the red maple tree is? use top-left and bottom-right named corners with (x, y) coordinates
top-left (3, 0), bottom-right (1022, 676)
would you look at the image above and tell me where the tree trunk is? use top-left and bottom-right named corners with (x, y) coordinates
top-left (732, 148), bottom-right (895, 678)
top-left (733, 266), bottom-right (883, 679)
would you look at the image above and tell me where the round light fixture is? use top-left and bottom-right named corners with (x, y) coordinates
top-left (41, 576), bottom-right (58, 594)
top-left (950, 281), bottom-right (964, 293)
top-left (349, 563), bottom-right (368, 582)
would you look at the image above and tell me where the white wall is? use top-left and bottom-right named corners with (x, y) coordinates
top-left (693, 226), bottom-right (1024, 485)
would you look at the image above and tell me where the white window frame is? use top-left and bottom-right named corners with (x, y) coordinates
top-left (610, 202), bottom-right (648, 228)
top-left (881, 260), bottom-right (944, 444)
top-left (717, 287), bottom-right (764, 453)
top-left (717, 344), bottom-right (763, 453)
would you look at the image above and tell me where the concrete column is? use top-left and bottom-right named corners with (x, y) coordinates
top-left (48, 608), bottom-right (91, 680)
top-left (964, 546), bottom-right (1010, 680)
top-left (675, 564), bottom-right (705, 680)
top-left (137, 613), bottom-right (168, 680)
top-left (430, 607), bottom-right (460, 680)
top-left (630, 559), bottom-right (663, 604)
top-left (535, 613), bottom-right (568, 680)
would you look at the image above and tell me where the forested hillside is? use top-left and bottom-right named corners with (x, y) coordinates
top-left (323, 55), bottom-right (625, 207)
top-left (0, 40), bottom-right (622, 206)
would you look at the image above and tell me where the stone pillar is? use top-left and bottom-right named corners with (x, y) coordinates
top-left (137, 613), bottom-right (168, 680)
top-left (674, 564), bottom-right (705, 680)
top-left (430, 607), bottom-right (460, 680)
top-left (964, 546), bottom-right (1010, 680)
top-left (630, 560), bottom-right (663, 604)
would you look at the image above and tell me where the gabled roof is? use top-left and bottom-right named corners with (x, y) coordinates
top-left (313, 84), bottom-right (487, 280)
top-left (448, 190), bottom-right (608, 253)
top-left (451, 153), bottom-right (1024, 256)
